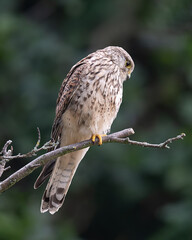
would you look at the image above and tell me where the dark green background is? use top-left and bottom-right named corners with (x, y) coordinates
top-left (0, 0), bottom-right (192, 239)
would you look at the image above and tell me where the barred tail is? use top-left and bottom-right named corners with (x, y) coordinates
top-left (40, 148), bottom-right (89, 214)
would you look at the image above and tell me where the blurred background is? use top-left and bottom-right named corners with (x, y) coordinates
top-left (0, 0), bottom-right (192, 239)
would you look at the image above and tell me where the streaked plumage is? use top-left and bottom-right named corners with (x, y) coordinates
top-left (34, 46), bottom-right (134, 214)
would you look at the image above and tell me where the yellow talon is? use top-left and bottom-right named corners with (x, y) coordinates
top-left (91, 134), bottom-right (106, 146)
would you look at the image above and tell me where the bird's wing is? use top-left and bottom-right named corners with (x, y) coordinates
top-left (34, 61), bottom-right (85, 189)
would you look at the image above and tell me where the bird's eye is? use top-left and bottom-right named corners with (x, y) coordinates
top-left (125, 60), bottom-right (131, 68)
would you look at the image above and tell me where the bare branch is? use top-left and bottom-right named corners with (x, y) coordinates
top-left (0, 128), bottom-right (59, 178)
top-left (0, 140), bottom-right (13, 178)
top-left (108, 133), bottom-right (186, 148)
top-left (0, 128), bottom-right (186, 194)
top-left (0, 128), bottom-right (58, 162)
top-left (0, 140), bottom-right (13, 155)
top-left (0, 160), bottom-right (7, 178)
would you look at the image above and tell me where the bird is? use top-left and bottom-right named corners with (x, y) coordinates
top-left (34, 46), bottom-right (134, 214)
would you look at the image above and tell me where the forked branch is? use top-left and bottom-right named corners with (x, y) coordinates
top-left (0, 128), bottom-right (186, 193)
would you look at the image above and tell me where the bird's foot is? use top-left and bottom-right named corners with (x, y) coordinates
top-left (91, 134), bottom-right (106, 146)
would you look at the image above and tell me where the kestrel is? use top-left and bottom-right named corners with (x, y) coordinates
top-left (34, 46), bottom-right (134, 214)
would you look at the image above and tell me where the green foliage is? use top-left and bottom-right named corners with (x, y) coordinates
top-left (0, 0), bottom-right (191, 239)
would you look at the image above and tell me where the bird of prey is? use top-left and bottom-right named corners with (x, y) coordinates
top-left (34, 46), bottom-right (134, 214)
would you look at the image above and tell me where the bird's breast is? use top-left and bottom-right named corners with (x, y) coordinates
top-left (66, 73), bottom-right (123, 135)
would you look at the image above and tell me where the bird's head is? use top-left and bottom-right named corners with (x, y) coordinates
top-left (104, 46), bottom-right (135, 81)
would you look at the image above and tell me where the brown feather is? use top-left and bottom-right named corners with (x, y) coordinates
top-left (34, 62), bottom-right (85, 189)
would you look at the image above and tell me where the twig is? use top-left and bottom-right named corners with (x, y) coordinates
top-left (107, 133), bottom-right (186, 149)
top-left (0, 140), bottom-right (13, 178)
top-left (0, 128), bottom-right (59, 178)
top-left (0, 128), bottom-right (186, 193)
top-left (0, 128), bottom-right (58, 161)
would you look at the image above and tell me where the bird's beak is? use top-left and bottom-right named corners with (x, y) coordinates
top-left (128, 71), bottom-right (131, 79)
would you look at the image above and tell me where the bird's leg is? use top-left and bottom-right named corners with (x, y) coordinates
top-left (91, 134), bottom-right (107, 146)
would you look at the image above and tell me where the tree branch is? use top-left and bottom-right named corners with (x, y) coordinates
top-left (0, 128), bottom-right (186, 193)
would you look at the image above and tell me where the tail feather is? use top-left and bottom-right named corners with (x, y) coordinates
top-left (40, 148), bottom-right (89, 214)
top-left (34, 159), bottom-right (56, 189)
top-left (41, 187), bottom-right (66, 214)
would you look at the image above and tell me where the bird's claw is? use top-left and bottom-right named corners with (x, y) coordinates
top-left (91, 134), bottom-right (106, 146)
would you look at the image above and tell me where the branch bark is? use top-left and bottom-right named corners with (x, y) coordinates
top-left (0, 128), bottom-right (185, 194)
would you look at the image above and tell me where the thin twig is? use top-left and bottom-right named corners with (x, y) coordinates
top-left (1, 140), bottom-right (13, 157)
top-left (0, 140), bottom-right (13, 178)
top-left (107, 133), bottom-right (186, 149)
top-left (0, 129), bottom-right (58, 161)
top-left (0, 128), bottom-right (58, 178)
top-left (0, 160), bottom-right (6, 178)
